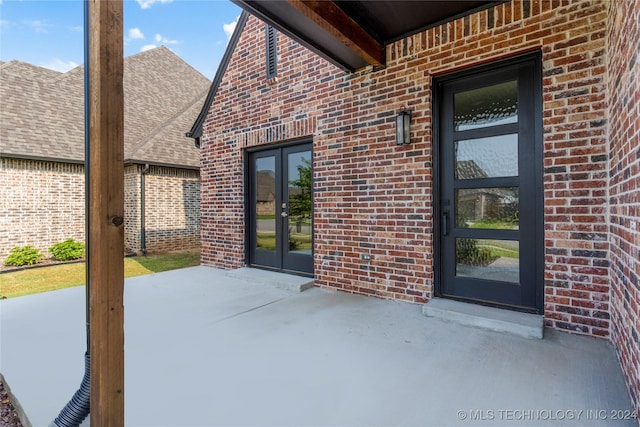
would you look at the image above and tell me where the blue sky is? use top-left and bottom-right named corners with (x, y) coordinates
top-left (0, 0), bottom-right (242, 79)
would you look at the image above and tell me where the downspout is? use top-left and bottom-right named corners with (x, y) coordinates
top-left (50, 1), bottom-right (91, 425)
top-left (141, 164), bottom-right (149, 255)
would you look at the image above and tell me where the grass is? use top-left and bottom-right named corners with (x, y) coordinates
top-left (256, 232), bottom-right (312, 251)
top-left (256, 214), bottom-right (276, 220)
top-left (470, 220), bottom-right (518, 230)
top-left (0, 250), bottom-right (200, 299)
top-left (256, 232), bottom-right (277, 250)
top-left (476, 241), bottom-right (520, 259)
top-left (482, 246), bottom-right (520, 259)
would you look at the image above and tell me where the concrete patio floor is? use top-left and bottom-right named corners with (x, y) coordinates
top-left (1, 266), bottom-right (636, 426)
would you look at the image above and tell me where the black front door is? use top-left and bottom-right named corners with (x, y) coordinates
top-left (248, 143), bottom-right (313, 275)
top-left (435, 53), bottom-right (542, 312)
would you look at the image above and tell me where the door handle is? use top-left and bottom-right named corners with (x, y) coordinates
top-left (443, 212), bottom-right (449, 236)
top-left (281, 211), bottom-right (288, 217)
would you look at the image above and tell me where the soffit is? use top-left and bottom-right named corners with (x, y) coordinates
top-left (233, 0), bottom-right (503, 71)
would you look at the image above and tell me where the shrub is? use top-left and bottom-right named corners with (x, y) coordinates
top-left (4, 245), bottom-right (45, 266)
top-left (456, 239), bottom-right (497, 267)
top-left (49, 239), bottom-right (85, 261)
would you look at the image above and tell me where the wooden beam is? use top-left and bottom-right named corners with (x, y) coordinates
top-left (286, 0), bottom-right (384, 67)
top-left (88, 0), bottom-right (125, 425)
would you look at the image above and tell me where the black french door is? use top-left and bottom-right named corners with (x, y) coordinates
top-left (247, 143), bottom-right (313, 275)
top-left (435, 53), bottom-right (543, 312)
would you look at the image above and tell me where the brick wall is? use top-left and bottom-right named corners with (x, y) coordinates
top-left (1, 158), bottom-right (200, 260)
top-left (124, 165), bottom-right (141, 253)
top-left (0, 158), bottom-right (85, 260)
top-left (123, 164), bottom-right (201, 254)
top-left (201, 0), bottom-right (611, 332)
top-left (607, 0), bottom-right (640, 413)
top-left (143, 165), bottom-right (201, 253)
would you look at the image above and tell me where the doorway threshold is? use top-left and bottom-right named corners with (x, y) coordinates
top-left (225, 267), bottom-right (314, 293)
top-left (422, 298), bottom-right (544, 339)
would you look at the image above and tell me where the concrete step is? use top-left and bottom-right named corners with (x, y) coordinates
top-left (225, 267), bottom-right (314, 293)
top-left (422, 298), bottom-right (544, 339)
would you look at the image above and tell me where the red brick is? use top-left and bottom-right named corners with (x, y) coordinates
top-left (198, 1), bottom-right (638, 412)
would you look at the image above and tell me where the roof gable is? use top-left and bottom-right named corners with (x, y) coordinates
top-left (188, 11), bottom-right (249, 141)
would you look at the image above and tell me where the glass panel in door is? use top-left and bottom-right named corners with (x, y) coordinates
top-left (455, 238), bottom-right (520, 283)
top-left (455, 187), bottom-right (519, 230)
top-left (255, 156), bottom-right (277, 252)
top-left (454, 80), bottom-right (518, 131)
top-left (286, 150), bottom-right (312, 255)
top-left (455, 134), bottom-right (519, 179)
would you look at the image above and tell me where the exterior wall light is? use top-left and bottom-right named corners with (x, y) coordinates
top-left (396, 110), bottom-right (412, 145)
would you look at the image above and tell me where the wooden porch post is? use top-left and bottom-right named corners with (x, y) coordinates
top-left (88, 0), bottom-right (125, 425)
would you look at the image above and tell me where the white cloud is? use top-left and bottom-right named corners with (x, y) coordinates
top-left (71, 25), bottom-right (83, 33)
top-left (136, 0), bottom-right (173, 9)
top-left (41, 59), bottom-right (79, 73)
top-left (154, 33), bottom-right (178, 45)
top-left (141, 44), bottom-right (157, 52)
top-left (129, 27), bottom-right (145, 40)
top-left (223, 17), bottom-right (238, 40)
top-left (25, 20), bottom-right (50, 33)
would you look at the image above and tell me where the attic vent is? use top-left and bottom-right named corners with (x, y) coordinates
top-left (265, 24), bottom-right (277, 80)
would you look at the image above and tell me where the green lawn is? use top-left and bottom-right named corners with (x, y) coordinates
top-left (470, 220), bottom-right (518, 230)
top-left (256, 232), bottom-right (312, 251)
top-left (0, 250), bottom-right (200, 299)
top-left (256, 214), bottom-right (276, 220)
top-left (477, 241), bottom-right (520, 259)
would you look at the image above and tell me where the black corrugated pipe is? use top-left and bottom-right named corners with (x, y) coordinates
top-left (50, 0), bottom-right (91, 425)
top-left (50, 353), bottom-right (90, 427)
top-left (141, 163), bottom-right (149, 255)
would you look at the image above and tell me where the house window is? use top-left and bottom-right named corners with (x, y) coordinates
top-left (265, 24), bottom-right (277, 80)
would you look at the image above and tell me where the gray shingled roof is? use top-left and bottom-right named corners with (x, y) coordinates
top-left (456, 160), bottom-right (489, 180)
top-left (0, 46), bottom-right (209, 168)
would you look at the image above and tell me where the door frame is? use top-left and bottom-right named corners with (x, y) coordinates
top-left (432, 51), bottom-right (544, 313)
top-left (244, 138), bottom-right (314, 277)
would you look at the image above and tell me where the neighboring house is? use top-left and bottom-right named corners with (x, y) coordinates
top-left (454, 160), bottom-right (518, 225)
top-left (256, 170), bottom-right (276, 216)
top-left (0, 46), bottom-right (208, 259)
top-left (189, 0), bottom-right (640, 412)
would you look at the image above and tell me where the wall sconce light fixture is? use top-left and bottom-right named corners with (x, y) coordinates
top-left (396, 109), bottom-right (412, 145)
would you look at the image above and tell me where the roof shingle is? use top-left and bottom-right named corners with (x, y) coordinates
top-left (0, 46), bottom-right (209, 168)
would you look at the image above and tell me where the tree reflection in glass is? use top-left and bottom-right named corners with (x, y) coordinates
top-left (288, 154), bottom-right (312, 254)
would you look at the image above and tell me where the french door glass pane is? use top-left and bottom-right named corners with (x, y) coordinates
top-left (456, 187), bottom-right (519, 230)
top-left (454, 80), bottom-right (518, 130)
top-left (456, 239), bottom-right (520, 283)
top-left (287, 151), bottom-right (312, 254)
top-left (255, 156), bottom-right (276, 251)
top-left (455, 134), bottom-right (519, 179)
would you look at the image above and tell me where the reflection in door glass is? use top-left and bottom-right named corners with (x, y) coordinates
top-left (287, 151), bottom-right (312, 254)
top-left (456, 187), bottom-right (519, 230)
top-left (454, 80), bottom-right (518, 131)
top-left (456, 239), bottom-right (519, 283)
top-left (456, 134), bottom-right (518, 179)
top-left (255, 156), bottom-right (276, 251)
